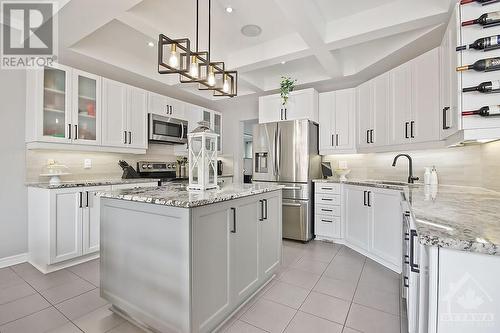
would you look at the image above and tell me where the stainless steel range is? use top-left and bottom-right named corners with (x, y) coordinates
top-left (252, 119), bottom-right (321, 242)
top-left (136, 161), bottom-right (186, 185)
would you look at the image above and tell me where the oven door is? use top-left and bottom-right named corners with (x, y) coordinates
top-left (282, 198), bottom-right (312, 242)
top-left (148, 114), bottom-right (187, 144)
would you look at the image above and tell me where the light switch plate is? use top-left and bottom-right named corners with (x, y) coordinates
top-left (84, 159), bottom-right (92, 169)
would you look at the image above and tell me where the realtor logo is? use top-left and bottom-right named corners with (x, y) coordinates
top-left (1, 1), bottom-right (57, 68)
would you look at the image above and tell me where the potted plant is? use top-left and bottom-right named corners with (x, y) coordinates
top-left (280, 76), bottom-right (297, 106)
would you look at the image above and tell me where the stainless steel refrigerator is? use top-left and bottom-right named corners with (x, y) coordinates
top-left (252, 119), bottom-right (321, 241)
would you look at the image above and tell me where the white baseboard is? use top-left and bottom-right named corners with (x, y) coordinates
top-left (0, 253), bottom-right (28, 269)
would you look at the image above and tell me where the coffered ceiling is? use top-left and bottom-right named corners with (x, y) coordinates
top-left (56, 0), bottom-right (455, 105)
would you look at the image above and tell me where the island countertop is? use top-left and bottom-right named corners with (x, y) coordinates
top-left (97, 183), bottom-right (284, 208)
top-left (313, 179), bottom-right (500, 256)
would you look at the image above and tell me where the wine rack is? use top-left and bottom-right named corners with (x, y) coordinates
top-left (459, 1), bottom-right (500, 128)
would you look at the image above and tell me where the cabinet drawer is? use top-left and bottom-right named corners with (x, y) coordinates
top-left (315, 204), bottom-right (340, 217)
top-left (315, 193), bottom-right (341, 206)
top-left (315, 183), bottom-right (341, 194)
top-left (315, 215), bottom-right (341, 238)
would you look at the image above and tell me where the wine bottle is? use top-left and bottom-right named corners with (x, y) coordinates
top-left (463, 80), bottom-right (500, 93)
top-left (456, 57), bottom-right (500, 72)
top-left (461, 0), bottom-right (500, 5)
top-left (462, 105), bottom-right (500, 116)
top-left (456, 35), bottom-right (500, 51)
top-left (462, 11), bottom-right (500, 27)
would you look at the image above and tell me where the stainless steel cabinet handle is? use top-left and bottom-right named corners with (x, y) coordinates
top-left (403, 276), bottom-right (409, 288)
top-left (79, 192), bottom-right (82, 208)
top-left (321, 219), bottom-right (333, 223)
top-left (336, 134), bottom-right (339, 146)
top-left (68, 124), bottom-right (72, 139)
top-left (366, 130), bottom-right (370, 144)
top-left (363, 191), bottom-right (367, 206)
top-left (259, 200), bottom-right (264, 221)
top-left (282, 202), bottom-right (302, 207)
top-left (370, 130), bottom-right (374, 143)
top-left (124, 131), bottom-right (127, 144)
top-left (321, 208), bottom-right (333, 212)
top-left (321, 198), bottom-right (333, 201)
top-left (405, 122), bottom-right (409, 139)
top-left (74, 125), bottom-right (78, 140)
top-left (331, 134), bottom-right (334, 147)
top-left (128, 131), bottom-right (132, 145)
top-left (86, 191), bottom-right (89, 208)
top-left (283, 186), bottom-right (301, 190)
top-left (231, 208), bottom-right (236, 233)
top-left (367, 191), bottom-right (371, 207)
top-left (410, 121), bottom-right (415, 138)
top-left (320, 187), bottom-right (333, 191)
top-left (284, 108), bottom-right (287, 120)
top-left (280, 109), bottom-right (283, 120)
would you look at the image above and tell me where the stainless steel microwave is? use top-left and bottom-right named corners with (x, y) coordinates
top-left (148, 114), bottom-right (188, 144)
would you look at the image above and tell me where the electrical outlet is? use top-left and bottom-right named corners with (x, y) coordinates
top-left (84, 159), bottom-right (92, 169)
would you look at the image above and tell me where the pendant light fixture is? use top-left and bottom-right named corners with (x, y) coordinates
top-left (158, 0), bottom-right (237, 97)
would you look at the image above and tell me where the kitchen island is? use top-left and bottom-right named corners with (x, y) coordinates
top-left (98, 183), bottom-right (283, 333)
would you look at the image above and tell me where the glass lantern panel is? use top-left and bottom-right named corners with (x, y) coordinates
top-left (192, 137), bottom-right (202, 154)
top-left (205, 137), bottom-right (213, 151)
top-left (209, 162), bottom-right (215, 184)
top-left (192, 165), bottom-right (198, 184)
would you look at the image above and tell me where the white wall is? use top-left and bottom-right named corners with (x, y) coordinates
top-left (0, 70), bottom-right (28, 261)
top-left (218, 95), bottom-right (259, 183)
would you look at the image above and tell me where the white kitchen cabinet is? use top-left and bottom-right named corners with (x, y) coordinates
top-left (372, 73), bottom-right (390, 147)
top-left (440, 4), bottom-right (460, 140)
top-left (357, 81), bottom-right (373, 149)
top-left (190, 191), bottom-right (282, 332)
top-left (26, 65), bottom-right (102, 146)
top-left (101, 79), bottom-right (147, 150)
top-left (259, 88), bottom-right (318, 123)
top-left (314, 183), bottom-right (342, 240)
top-left (345, 185), bottom-right (370, 251)
top-left (319, 89), bottom-right (356, 154)
top-left (390, 49), bottom-right (440, 145)
top-left (230, 200), bottom-right (260, 302)
top-left (51, 189), bottom-right (83, 263)
top-left (369, 189), bottom-right (402, 269)
top-left (344, 184), bottom-right (402, 272)
top-left (71, 69), bottom-right (102, 146)
top-left (411, 48), bottom-right (440, 144)
top-left (148, 92), bottom-right (185, 119)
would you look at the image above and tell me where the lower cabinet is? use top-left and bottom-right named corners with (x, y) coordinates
top-left (314, 183), bottom-right (342, 240)
top-left (344, 184), bottom-right (402, 272)
top-left (191, 190), bottom-right (282, 333)
top-left (28, 182), bottom-right (158, 273)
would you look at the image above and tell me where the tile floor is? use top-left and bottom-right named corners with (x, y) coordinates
top-left (0, 240), bottom-right (406, 333)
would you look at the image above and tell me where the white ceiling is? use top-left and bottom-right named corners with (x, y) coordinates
top-left (56, 0), bottom-right (455, 106)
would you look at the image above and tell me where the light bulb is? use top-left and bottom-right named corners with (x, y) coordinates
top-left (189, 56), bottom-right (198, 78)
top-left (168, 44), bottom-right (178, 68)
top-left (223, 75), bottom-right (230, 93)
top-left (207, 66), bottom-right (215, 86)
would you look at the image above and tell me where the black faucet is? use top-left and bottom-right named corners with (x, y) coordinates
top-left (392, 154), bottom-right (419, 184)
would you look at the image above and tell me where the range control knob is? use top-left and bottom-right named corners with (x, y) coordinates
top-left (141, 164), bottom-right (147, 169)
top-left (167, 163), bottom-right (173, 169)
top-left (147, 164), bottom-right (153, 169)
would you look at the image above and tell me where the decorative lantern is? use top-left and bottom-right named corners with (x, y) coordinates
top-left (187, 121), bottom-right (219, 191)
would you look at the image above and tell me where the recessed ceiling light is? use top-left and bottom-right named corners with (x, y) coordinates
top-left (225, 7), bottom-right (233, 13)
top-left (241, 24), bottom-right (262, 37)
top-left (147, 41), bottom-right (155, 47)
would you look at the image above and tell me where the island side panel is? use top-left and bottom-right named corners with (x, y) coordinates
top-left (100, 198), bottom-right (191, 333)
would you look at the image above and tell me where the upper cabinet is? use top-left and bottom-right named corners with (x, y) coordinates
top-left (440, 4), bottom-right (460, 140)
top-left (101, 79), bottom-right (148, 150)
top-left (319, 88), bottom-right (356, 154)
top-left (26, 64), bottom-right (102, 146)
top-left (259, 88), bottom-right (318, 124)
top-left (148, 92), bottom-right (185, 120)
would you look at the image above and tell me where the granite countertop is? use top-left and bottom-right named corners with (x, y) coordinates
top-left (26, 178), bottom-right (160, 189)
top-left (97, 183), bottom-right (283, 208)
top-left (313, 178), bottom-right (500, 256)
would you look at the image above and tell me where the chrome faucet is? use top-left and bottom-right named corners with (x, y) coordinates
top-left (392, 154), bottom-right (419, 184)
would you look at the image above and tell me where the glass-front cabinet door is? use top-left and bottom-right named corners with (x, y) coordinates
top-left (72, 70), bottom-right (101, 145)
top-left (214, 112), bottom-right (222, 152)
top-left (41, 65), bottom-right (71, 142)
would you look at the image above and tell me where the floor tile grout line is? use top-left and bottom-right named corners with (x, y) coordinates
top-left (8, 266), bottom-right (87, 332)
top-left (341, 256), bottom-right (367, 330)
top-left (281, 243), bottom-right (345, 333)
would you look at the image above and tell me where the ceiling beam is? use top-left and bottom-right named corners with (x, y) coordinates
top-left (272, 0), bottom-right (343, 78)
